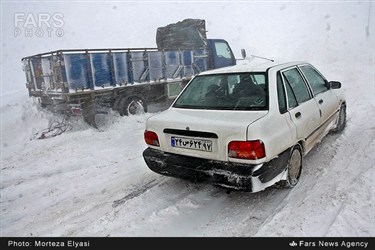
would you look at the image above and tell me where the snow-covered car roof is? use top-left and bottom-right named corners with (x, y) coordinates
top-left (199, 60), bottom-right (309, 75)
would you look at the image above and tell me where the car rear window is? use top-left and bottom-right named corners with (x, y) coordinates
top-left (173, 73), bottom-right (268, 110)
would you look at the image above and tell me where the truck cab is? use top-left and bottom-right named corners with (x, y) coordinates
top-left (208, 39), bottom-right (236, 70)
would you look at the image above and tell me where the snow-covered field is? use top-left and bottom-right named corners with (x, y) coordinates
top-left (1, 1), bottom-right (374, 237)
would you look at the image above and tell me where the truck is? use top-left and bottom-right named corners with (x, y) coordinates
top-left (22, 19), bottom-right (243, 127)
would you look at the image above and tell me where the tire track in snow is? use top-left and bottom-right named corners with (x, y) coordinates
top-left (82, 179), bottom-right (215, 236)
top-left (205, 187), bottom-right (291, 236)
top-left (253, 97), bottom-right (375, 236)
top-left (244, 132), bottom-right (343, 236)
top-left (112, 177), bottom-right (166, 208)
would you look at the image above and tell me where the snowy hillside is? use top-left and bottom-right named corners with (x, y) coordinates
top-left (1, 1), bottom-right (374, 237)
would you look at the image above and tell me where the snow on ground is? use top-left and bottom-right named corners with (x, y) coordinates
top-left (1, 1), bottom-right (375, 237)
top-left (1, 60), bottom-right (374, 237)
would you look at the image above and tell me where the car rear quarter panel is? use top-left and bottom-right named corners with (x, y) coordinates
top-left (247, 110), bottom-right (297, 162)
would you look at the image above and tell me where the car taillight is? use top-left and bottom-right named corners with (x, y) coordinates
top-left (228, 140), bottom-right (265, 160)
top-left (144, 130), bottom-right (160, 147)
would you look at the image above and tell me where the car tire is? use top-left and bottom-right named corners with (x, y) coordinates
top-left (118, 96), bottom-right (147, 116)
top-left (331, 104), bottom-right (346, 133)
top-left (275, 144), bottom-right (303, 189)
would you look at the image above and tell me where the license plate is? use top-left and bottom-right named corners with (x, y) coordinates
top-left (171, 136), bottom-right (212, 152)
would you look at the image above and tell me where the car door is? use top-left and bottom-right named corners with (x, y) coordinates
top-left (299, 64), bottom-right (340, 133)
top-left (280, 67), bottom-right (321, 153)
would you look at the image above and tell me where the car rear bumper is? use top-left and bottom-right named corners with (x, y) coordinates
top-left (142, 147), bottom-right (290, 192)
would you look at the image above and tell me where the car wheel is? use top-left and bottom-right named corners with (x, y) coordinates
top-left (119, 96), bottom-right (147, 116)
top-left (275, 144), bottom-right (303, 189)
top-left (331, 104), bottom-right (346, 133)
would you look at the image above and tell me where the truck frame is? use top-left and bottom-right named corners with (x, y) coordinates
top-left (21, 19), bottom-right (239, 126)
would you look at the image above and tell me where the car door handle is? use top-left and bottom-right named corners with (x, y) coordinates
top-left (295, 112), bottom-right (301, 118)
top-left (319, 99), bottom-right (324, 104)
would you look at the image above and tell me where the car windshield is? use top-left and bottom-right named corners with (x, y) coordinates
top-left (173, 73), bottom-right (268, 110)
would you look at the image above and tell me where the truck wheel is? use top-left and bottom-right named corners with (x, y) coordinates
top-left (113, 96), bottom-right (122, 113)
top-left (331, 104), bottom-right (346, 133)
top-left (275, 144), bottom-right (302, 189)
top-left (119, 96), bottom-right (147, 116)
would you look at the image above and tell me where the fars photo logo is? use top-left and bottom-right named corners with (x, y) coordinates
top-left (14, 12), bottom-right (65, 38)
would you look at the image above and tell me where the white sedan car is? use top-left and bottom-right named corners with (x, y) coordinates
top-left (143, 61), bottom-right (346, 193)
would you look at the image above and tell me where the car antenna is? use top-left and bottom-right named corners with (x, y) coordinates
top-left (251, 55), bottom-right (275, 62)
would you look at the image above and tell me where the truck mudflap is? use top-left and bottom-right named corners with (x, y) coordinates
top-left (142, 147), bottom-right (290, 192)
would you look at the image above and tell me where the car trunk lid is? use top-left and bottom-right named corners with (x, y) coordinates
top-left (146, 107), bottom-right (267, 161)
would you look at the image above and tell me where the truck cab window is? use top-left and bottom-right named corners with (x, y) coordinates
top-left (227, 75), bottom-right (239, 94)
top-left (214, 42), bottom-right (233, 59)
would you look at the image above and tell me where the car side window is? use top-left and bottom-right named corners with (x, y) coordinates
top-left (283, 75), bottom-right (298, 109)
top-left (282, 68), bottom-right (311, 104)
top-left (277, 73), bottom-right (287, 113)
top-left (300, 65), bottom-right (328, 95)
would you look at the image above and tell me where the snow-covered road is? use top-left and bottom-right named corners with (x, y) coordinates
top-left (1, 62), bottom-right (374, 237)
top-left (1, 0), bottom-right (374, 238)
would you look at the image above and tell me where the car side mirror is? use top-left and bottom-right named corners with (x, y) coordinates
top-left (241, 49), bottom-right (247, 59)
top-left (329, 81), bottom-right (342, 89)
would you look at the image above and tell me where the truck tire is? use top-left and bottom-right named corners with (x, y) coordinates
top-left (275, 144), bottom-right (303, 189)
top-left (118, 96), bottom-right (147, 116)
